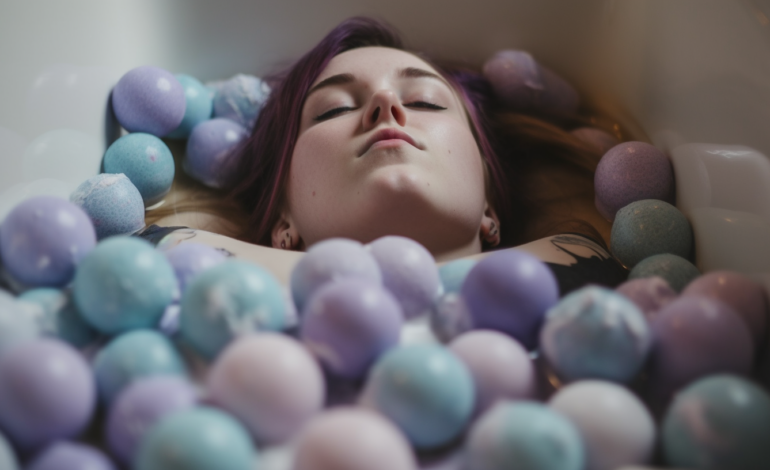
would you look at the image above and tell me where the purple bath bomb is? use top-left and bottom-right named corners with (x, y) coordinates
top-left (112, 66), bottom-right (186, 137)
top-left (461, 249), bottom-right (559, 350)
top-left (0, 196), bottom-right (96, 288)
top-left (184, 117), bottom-right (248, 188)
top-left (571, 127), bottom-right (620, 154)
top-left (615, 276), bottom-right (678, 322)
top-left (682, 270), bottom-right (768, 346)
top-left (594, 142), bottom-right (674, 221)
top-left (429, 292), bottom-right (474, 343)
top-left (300, 279), bottom-right (403, 379)
top-left (27, 441), bottom-right (115, 470)
top-left (163, 242), bottom-right (228, 294)
top-left (483, 50), bottom-right (579, 118)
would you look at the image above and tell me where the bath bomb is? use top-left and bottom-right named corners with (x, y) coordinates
top-left (571, 127), bottom-right (619, 154)
top-left (103, 133), bottom-right (175, 206)
top-left (682, 270), bottom-right (768, 346)
top-left (184, 117), bottom-right (248, 188)
top-left (483, 50), bottom-right (579, 117)
top-left (112, 66), bottom-right (185, 137)
top-left (92, 329), bottom-right (187, 404)
top-left (135, 407), bottom-right (257, 470)
top-left (461, 249), bottom-right (559, 349)
top-left (540, 286), bottom-right (651, 384)
top-left (610, 199), bottom-right (693, 268)
top-left (628, 253), bottom-right (700, 293)
top-left (662, 375), bottom-right (770, 470)
top-left (615, 276), bottom-right (678, 322)
top-left (438, 258), bottom-right (476, 294)
top-left (180, 260), bottom-right (289, 360)
top-left (364, 343), bottom-right (474, 449)
top-left (72, 236), bottom-right (178, 334)
top-left (162, 242), bottom-right (227, 294)
top-left (0, 431), bottom-right (18, 470)
top-left (466, 402), bottom-right (584, 470)
top-left (429, 292), bottom-right (474, 343)
top-left (594, 142), bottom-right (674, 221)
top-left (367, 236), bottom-right (441, 319)
top-left (18, 288), bottom-right (99, 348)
top-left (70, 173), bottom-right (145, 239)
top-left (0, 291), bottom-right (40, 355)
top-left (0, 196), bottom-right (96, 287)
top-left (300, 279), bottom-right (403, 379)
top-left (27, 442), bottom-right (115, 470)
top-left (212, 74), bottom-right (270, 131)
top-left (0, 338), bottom-right (95, 452)
top-left (167, 74), bottom-right (214, 139)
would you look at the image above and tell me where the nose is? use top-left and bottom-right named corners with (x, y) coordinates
top-left (362, 90), bottom-right (406, 129)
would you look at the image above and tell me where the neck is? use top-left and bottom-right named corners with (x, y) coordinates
top-left (432, 236), bottom-right (483, 264)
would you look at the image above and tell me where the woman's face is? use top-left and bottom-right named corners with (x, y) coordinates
top-left (285, 46), bottom-right (489, 257)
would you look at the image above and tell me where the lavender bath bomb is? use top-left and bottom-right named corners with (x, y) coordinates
top-left (112, 66), bottom-right (185, 137)
top-left (610, 199), bottom-right (693, 269)
top-left (184, 118), bottom-right (248, 189)
top-left (628, 254), bottom-right (700, 293)
top-left (594, 142), bottom-right (674, 221)
top-left (615, 276), bottom-right (677, 322)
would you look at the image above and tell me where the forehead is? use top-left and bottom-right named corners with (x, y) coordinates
top-left (314, 46), bottom-right (441, 84)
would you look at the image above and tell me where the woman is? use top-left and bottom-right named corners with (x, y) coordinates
top-left (150, 17), bottom-right (626, 291)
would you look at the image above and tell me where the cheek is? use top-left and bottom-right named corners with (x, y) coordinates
top-left (429, 117), bottom-right (486, 187)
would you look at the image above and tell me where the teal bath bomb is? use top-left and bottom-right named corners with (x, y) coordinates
top-left (629, 253), bottom-right (700, 293)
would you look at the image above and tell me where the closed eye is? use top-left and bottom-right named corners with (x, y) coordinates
top-left (314, 106), bottom-right (355, 121)
top-left (406, 101), bottom-right (447, 110)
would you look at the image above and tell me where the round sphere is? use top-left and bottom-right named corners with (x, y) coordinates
top-left (206, 333), bottom-right (324, 445)
top-left (135, 407), bottom-right (257, 470)
top-left (365, 343), bottom-right (474, 449)
top-left (73, 237), bottom-right (178, 334)
top-left (300, 279), bottom-right (403, 379)
top-left (367, 236), bottom-right (441, 319)
top-left (615, 276), bottom-right (677, 322)
top-left (610, 199), bottom-right (693, 268)
top-left (291, 238), bottom-right (382, 313)
top-left (540, 286), bottom-right (651, 384)
top-left (648, 296), bottom-right (753, 404)
top-left (184, 117), bottom-right (247, 188)
top-left (293, 407), bottom-right (417, 470)
top-left (662, 374), bottom-right (770, 470)
top-left (438, 258), bottom-right (476, 294)
top-left (594, 142), bottom-right (674, 221)
top-left (106, 376), bottom-right (198, 465)
top-left (27, 441), bottom-right (115, 470)
top-left (93, 329), bottom-right (187, 404)
top-left (629, 253), bottom-right (700, 293)
top-left (162, 242), bottom-right (227, 294)
top-left (449, 330), bottom-right (536, 415)
top-left (70, 173), bottom-right (145, 239)
top-left (103, 133), bottom-right (175, 206)
top-left (180, 260), bottom-right (288, 360)
top-left (461, 249), bottom-right (559, 350)
top-left (0, 338), bottom-right (95, 451)
top-left (167, 74), bottom-right (214, 139)
top-left (682, 270), bottom-right (768, 346)
top-left (482, 50), bottom-right (579, 117)
top-left (549, 380), bottom-right (655, 470)
top-left (429, 292), bottom-right (474, 343)
top-left (112, 66), bottom-right (185, 136)
top-left (0, 196), bottom-right (95, 287)
top-left (0, 431), bottom-right (19, 470)
top-left (466, 402), bottom-right (584, 470)
top-left (212, 74), bottom-right (270, 131)
top-left (571, 127), bottom-right (619, 155)
top-left (0, 291), bottom-right (41, 355)
top-left (18, 288), bottom-right (98, 348)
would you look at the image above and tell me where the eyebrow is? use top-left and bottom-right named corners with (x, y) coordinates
top-left (306, 67), bottom-right (449, 98)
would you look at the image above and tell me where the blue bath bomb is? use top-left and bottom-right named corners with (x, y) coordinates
top-left (167, 74), bottom-right (214, 139)
top-left (18, 288), bottom-right (99, 349)
top-left (184, 118), bottom-right (248, 189)
top-left (610, 199), bottom-right (693, 269)
top-left (70, 174), bottom-right (145, 240)
top-left (72, 237), bottom-right (178, 335)
top-left (0, 291), bottom-right (40, 356)
top-left (629, 253), bottom-right (700, 293)
top-left (663, 374), bottom-right (770, 470)
top-left (466, 402), bottom-right (584, 470)
top-left (213, 74), bottom-right (270, 131)
top-left (103, 133), bottom-right (175, 206)
top-left (0, 430), bottom-right (18, 470)
top-left (438, 258), bottom-right (476, 294)
top-left (540, 286), bottom-right (651, 384)
top-left (112, 66), bottom-right (186, 137)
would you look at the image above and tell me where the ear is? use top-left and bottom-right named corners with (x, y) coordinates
top-left (479, 203), bottom-right (501, 248)
top-left (271, 212), bottom-right (304, 251)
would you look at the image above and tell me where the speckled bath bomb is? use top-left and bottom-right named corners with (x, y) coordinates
top-left (629, 254), bottom-right (700, 293)
top-left (112, 66), bottom-right (186, 137)
top-left (212, 74), bottom-right (270, 131)
top-left (615, 276), bottom-right (678, 322)
top-left (70, 174), bottom-right (145, 240)
top-left (103, 133), bottom-right (175, 206)
top-left (610, 199), bottom-right (693, 269)
top-left (594, 142), bottom-right (674, 221)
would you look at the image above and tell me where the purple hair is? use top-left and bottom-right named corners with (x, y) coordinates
top-left (227, 17), bottom-right (512, 246)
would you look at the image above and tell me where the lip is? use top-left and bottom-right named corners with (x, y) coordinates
top-left (358, 128), bottom-right (420, 157)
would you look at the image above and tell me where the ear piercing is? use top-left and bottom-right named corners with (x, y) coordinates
top-left (484, 221), bottom-right (500, 246)
top-left (281, 232), bottom-right (292, 250)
